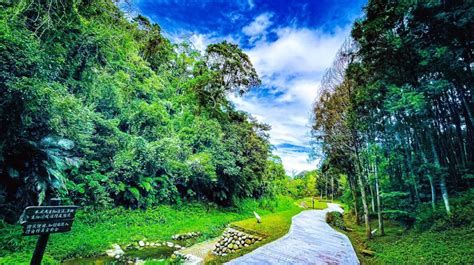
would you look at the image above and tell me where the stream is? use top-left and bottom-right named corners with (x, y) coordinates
top-left (62, 238), bottom-right (199, 264)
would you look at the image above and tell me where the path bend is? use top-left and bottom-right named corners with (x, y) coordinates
top-left (226, 203), bottom-right (359, 265)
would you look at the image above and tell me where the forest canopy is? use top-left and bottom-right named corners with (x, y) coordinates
top-left (312, 0), bottom-right (473, 239)
top-left (0, 0), bottom-right (294, 222)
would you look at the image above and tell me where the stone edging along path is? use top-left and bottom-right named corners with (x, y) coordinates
top-left (225, 203), bottom-right (359, 265)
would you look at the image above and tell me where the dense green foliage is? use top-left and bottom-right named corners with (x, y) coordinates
top-left (0, 196), bottom-right (297, 263)
top-left (0, 0), bottom-right (295, 221)
top-left (340, 189), bottom-right (474, 264)
top-left (312, 0), bottom-right (473, 239)
top-left (326, 211), bottom-right (346, 231)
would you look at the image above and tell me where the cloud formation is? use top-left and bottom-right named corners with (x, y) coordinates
top-left (242, 13), bottom-right (273, 42)
top-left (228, 25), bottom-right (350, 174)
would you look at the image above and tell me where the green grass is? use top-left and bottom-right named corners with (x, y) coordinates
top-left (341, 217), bottom-right (474, 264)
top-left (0, 196), bottom-right (297, 264)
top-left (204, 207), bottom-right (303, 264)
top-left (335, 190), bottom-right (474, 264)
top-left (296, 197), bottom-right (328, 209)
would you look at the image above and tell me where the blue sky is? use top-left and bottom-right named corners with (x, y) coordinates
top-left (123, 0), bottom-right (367, 174)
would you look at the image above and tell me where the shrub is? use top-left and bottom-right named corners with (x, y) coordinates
top-left (326, 211), bottom-right (346, 230)
top-left (415, 189), bottom-right (474, 231)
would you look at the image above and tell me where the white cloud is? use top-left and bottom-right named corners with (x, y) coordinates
top-left (230, 26), bottom-right (350, 174)
top-left (189, 34), bottom-right (211, 52)
top-left (247, 0), bottom-right (255, 10)
top-left (274, 149), bottom-right (318, 176)
top-left (246, 26), bottom-right (349, 77)
top-left (242, 13), bottom-right (273, 42)
top-left (172, 32), bottom-right (240, 53)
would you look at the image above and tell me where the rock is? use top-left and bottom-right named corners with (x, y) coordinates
top-left (233, 244), bottom-right (239, 250)
top-left (138, 241), bottom-right (145, 247)
top-left (228, 243), bottom-right (234, 249)
top-left (106, 244), bottom-right (125, 257)
top-left (145, 242), bottom-right (150, 246)
top-left (167, 242), bottom-right (174, 247)
top-left (156, 242), bottom-right (162, 247)
top-left (244, 244), bottom-right (249, 247)
top-left (245, 239), bottom-right (251, 244)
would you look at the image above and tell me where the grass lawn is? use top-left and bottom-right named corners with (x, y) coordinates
top-left (296, 197), bottom-right (328, 209)
top-left (0, 196), bottom-right (297, 264)
top-left (204, 208), bottom-right (302, 264)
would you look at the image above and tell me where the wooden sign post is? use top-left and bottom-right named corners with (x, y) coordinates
top-left (20, 198), bottom-right (79, 265)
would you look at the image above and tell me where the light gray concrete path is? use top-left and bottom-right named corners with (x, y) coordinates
top-left (226, 203), bottom-right (359, 265)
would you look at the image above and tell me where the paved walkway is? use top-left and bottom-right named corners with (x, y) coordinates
top-left (226, 203), bottom-right (359, 265)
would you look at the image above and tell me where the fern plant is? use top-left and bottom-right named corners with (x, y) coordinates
top-left (7, 135), bottom-right (79, 206)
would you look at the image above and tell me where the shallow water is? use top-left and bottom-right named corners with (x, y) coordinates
top-left (62, 246), bottom-right (176, 265)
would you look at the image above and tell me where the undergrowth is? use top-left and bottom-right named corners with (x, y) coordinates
top-left (338, 189), bottom-right (474, 264)
top-left (0, 196), bottom-right (295, 264)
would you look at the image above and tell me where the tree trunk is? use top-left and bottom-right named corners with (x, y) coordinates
top-left (365, 161), bottom-right (376, 213)
top-left (348, 173), bottom-right (360, 225)
top-left (369, 181), bottom-right (376, 213)
top-left (356, 150), bottom-right (371, 240)
top-left (428, 175), bottom-right (436, 210)
top-left (429, 132), bottom-right (451, 214)
top-left (404, 133), bottom-right (420, 203)
top-left (325, 176), bottom-right (328, 200)
top-left (331, 176), bottom-right (334, 201)
top-left (375, 162), bottom-right (384, 235)
top-left (416, 134), bottom-right (436, 210)
top-left (358, 172), bottom-right (371, 240)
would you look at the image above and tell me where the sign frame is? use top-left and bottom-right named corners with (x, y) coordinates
top-left (20, 198), bottom-right (79, 265)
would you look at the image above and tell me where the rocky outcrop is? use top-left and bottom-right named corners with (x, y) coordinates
top-left (212, 228), bottom-right (263, 256)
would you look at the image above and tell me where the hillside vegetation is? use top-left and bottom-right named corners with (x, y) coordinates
top-left (0, 0), bottom-right (298, 221)
top-left (312, 1), bottom-right (474, 263)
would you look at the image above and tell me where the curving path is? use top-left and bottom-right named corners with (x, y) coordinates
top-left (226, 203), bottom-right (359, 265)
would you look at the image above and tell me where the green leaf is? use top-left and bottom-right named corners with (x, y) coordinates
top-left (128, 187), bottom-right (141, 200)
